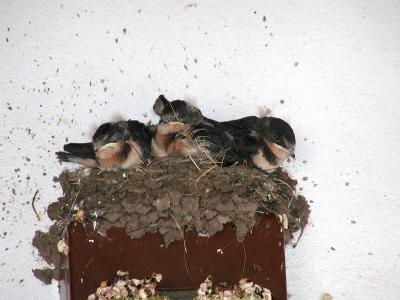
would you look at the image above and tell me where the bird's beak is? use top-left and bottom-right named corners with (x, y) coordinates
top-left (289, 147), bottom-right (295, 159)
top-left (283, 137), bottom-right (295, 159)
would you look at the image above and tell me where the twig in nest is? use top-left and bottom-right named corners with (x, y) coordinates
top-left (193, 134), bottom-right (216, 165)
top-left (56, 185), bottom-right (85, 235)
top-left (171, 215), bottom-right (193, 282)
top-left (31, 189), bottom-right (41, 221)
top-left (254, 196), bottom-right (276, 215)
top-left (133, 166), bottom-right (145, 173)
top-left (241, 242), bottom-right (247, 279)
top-left (288, 194), bottom-right (295, 208)
top-left (126, 223), bottom-right (159, 234)
top-left (144, 159), bottom-right (156, 168)
top-left (194, 164), bottom-right (217, 190)
top-left (171, 215), bottom-right (187, 253)
top-left (293, 224), bottom-right (305, 248)
top-left (293, 208), bottom-right (309, 247)
top-left (182, 230), bottom-right (193, 282)
top-left (273, 177), bottom-right (294, 192)
top-left (214, 145), bottom-right (231, 167)
top-left (249, 184), bottom-right (268, 200)
top-left (188, 153), bottom-right (201, 172)
top-left (273, 178), bottom-right (295, 208)
top-left (272, 192), bottom-right (288, 210)
top-left (68, 185), bottom-right (83, 215)
top-left (179, 126), bottom-right (216, 166)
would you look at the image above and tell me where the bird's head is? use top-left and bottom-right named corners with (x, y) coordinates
top-left (153, 95), bottom-right (204, 124)
top-left (153, 95), bottom-right (170, 116)
top-left (92, 121), bottom-right (130, 151)
top-left (259, 117), bottom-right (296, 159)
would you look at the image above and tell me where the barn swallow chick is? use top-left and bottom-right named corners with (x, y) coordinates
top-left (151, 121), bottom-right (241, 166)
top-left (56, 120), bottom-right (154, 170)
top-left (153, 94), bottom-right (205, 124)
top-left (153, 95), bottom-right (242, 164)
top-left (152, 95), bottom-right (296, 172)
top-left (217, 115), bottom-right (295, 172)
top-left (246, 116), bottom-right (296, 172)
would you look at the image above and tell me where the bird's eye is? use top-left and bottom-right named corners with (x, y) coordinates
top-left (274, 135), bottom-right (281, 142)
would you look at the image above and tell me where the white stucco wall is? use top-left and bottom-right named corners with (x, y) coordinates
top-left (1, 0), bottom-right (400, 299)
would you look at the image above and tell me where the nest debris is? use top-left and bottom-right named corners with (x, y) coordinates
top-left (87, 271), bottom-right (164, 300)
top-left (194, 276), bottom-right (272, 300)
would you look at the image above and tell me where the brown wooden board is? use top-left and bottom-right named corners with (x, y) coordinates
top-left (61, 215), bottom-right (287, 300)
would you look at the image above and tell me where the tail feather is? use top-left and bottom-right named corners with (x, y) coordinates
top-left (56, 151), bottom-right (97, 168)
top-left (63, 142), bottom-right (95, 158)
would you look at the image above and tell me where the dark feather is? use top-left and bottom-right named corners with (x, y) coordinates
top-left (154, 95), bottom-right (204, 124)
top-left (126, 120), bottom-right (154, 162)
top-left (190, 123), bottom-right (243, 165)
top-left (218, 116), bottom-right (260, 132)
top-left (63, 142), bottom-right (95, 158)
top-left (153, 95), bottom-right (170, 115)
top-left (55, 151), bottom-right (97, 167)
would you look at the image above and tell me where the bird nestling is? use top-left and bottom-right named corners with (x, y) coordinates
top-left (153, 94), bottom-right (205, 124)
top-left (216, 115), bottom-right (295, 172)
top-left (242, 116), bottom-right (296, 172)
top-left (56, 120), bottom-right (154, 170)
top-left (152, 95), bottom-right (296, 172)
top-left (205, 116), bottom-right (296, 172)
top-left (153, 95), bottom-right (243, 165)
top-left (56, 119), bottom-right (201, 170)
top-left (149, 119), bottom-right (240, 166)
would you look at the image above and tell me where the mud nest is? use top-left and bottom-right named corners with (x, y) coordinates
top-left (33, 157), bottom-right (310, 284)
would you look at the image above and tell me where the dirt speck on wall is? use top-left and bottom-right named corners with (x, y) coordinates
top-left (32, 157), bottom-right (309, 284)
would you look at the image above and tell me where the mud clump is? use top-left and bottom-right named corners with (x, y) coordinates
top-left (32, 157), bottom-right (310, 284)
